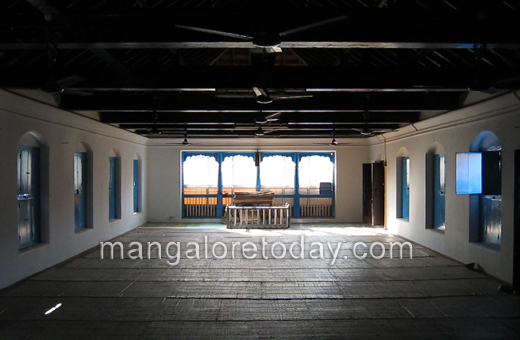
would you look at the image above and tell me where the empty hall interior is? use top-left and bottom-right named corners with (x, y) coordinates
top-left (1, 0), bottom-right (520, 338)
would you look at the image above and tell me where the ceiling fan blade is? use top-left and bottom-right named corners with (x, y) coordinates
top-left (175, 24), bottom-right (252, 40)
top-left (56, 75), bottom-right (85, 88)
top-left (264, 112), bottom-right (283, 120)
top-left (253, 87), bottom-right (267, 97)
top-left (312, 141), bottom-right (351, 146)
top-left (372, 129), bottom-right (399, 133)
top-left (264, 46), bottom-right (282, 53)
top-left (279, 15), bottom-right (348, 37)
top-left (489, 77), bottom-right (520, 90)
top-left (215, 94), bottom-right (255, 99)
top-left (63, 89), bottom-right (93, 96)
top-left (352, 127), bottom-right (398, 135)
top-left (272, 94), bottom-right (313, 100)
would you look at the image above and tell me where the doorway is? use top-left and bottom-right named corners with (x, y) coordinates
top-left (363, 162), bottom-right (384, 226)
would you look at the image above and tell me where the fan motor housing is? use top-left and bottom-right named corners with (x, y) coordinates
top-left (252, 32), bottom-right (281, 48)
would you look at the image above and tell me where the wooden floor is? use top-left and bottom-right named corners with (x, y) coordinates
top-left (1, 225), bottom-right (519, 339)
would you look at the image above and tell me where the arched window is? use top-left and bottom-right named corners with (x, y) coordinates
top-left (298, 155), bottom-right (334, 195)
top-left (18, 132), bottom-right (44, 248)
top-left (74, 151), bottom-right (87, 230)
top-left (182, 154), bottom-right (219, 217)
top-left (396, 148), bottom-right (410, 220)
top-left (183, 155), bottom-right (218, 189)
top-left (426, 143), bottom-right (446, 230)
top-left (222, 155), bottom-right (256, 190)
top-left (109, 150), bottom-right (121, 221)
top-left (133, 154), bottom-right (140, 214)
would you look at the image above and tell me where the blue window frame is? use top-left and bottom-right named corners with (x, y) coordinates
top-left (397, 156), bottom-right (410, 220)
top-left (181, 151), bottom-right (335, 218)
top-left (133, 159), bottom-right (140, 213)
top-left (109, 157), bottom-right (119, 221)
top-left (74, 152), bottom-right (87, 231)
top-left (18, 145), bottom-right (41, 248)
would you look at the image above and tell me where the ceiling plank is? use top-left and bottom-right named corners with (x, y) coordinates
top-left (63, 92), bottom-right (460, 112)
top-left (3, 41), bottom-right (520, 50)
top-left (0, 66), bottom-right (498, 91)
top-left (100, 111), bottom-right (419, 124)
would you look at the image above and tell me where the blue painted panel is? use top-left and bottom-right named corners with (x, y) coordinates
top-left (433, 154), bottom-right (446, 230)
top-left (401, 157), bottom-right (410, 219)
top-left (18, 146), bottom-right (40, 248)
top-left (109, 157), bottom-right (117, 220)
top-left (133, 159), bottom-right (139, 213)
top-left (74, 152), bottom-right (87, 230)
top-left (456, 152), bottom-right (482, 194)
top-left (480, 195), bottom-right (502, 246)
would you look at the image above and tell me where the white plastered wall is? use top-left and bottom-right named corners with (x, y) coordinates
top-left (146, 143), bottom-right (371, 223)
top-left (0, 90), bottom-right (148, 289)
top-left (370, 91), bottom-right (520, 283)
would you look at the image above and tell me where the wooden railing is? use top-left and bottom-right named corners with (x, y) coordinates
top-left (226, 203), bottom-right (291, 229)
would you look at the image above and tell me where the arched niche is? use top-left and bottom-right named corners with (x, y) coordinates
top-left (397, 147), bottom-right (409, 158)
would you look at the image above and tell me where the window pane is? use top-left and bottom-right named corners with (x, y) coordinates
top-left (456, 152), bottom-right (482, 194)
top-left (222, 155), bottom-right (256, 188)
top-left (260, 155), bottom-right (295, 194)
top-left (299, 155), bottom-right (334, 194)
top-left (183, 155), bottom-right (218, 187)
top-left (402, 157), bottom-right (410, 219)
top-left (74, 152), bottom-right (87, 230)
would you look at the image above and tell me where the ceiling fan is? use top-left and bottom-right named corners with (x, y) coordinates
top-left (141, 109), bottom-right (162, 135)
top-left (350, 96), bottom-right (398, 136)
top-left (217, 87), bottom-right (313, 104)
top-left (351, 125), bottom-right (399, 136)
top-left (165, 134), bottom-right (192, 146)
top-left (255, 111), bottom-right (284, 124)
top-left (40, 75), bottom-right (92, 96)
top-left (164, 135), bottom-right (232, 146)
top-left (40, 22), bottom-right (92, 96)
top-left (313, 138), bottom-right (351, 146)
top-left (175, 15), bottom-right (347, 53)
top-left (313, 128), bottom-right (351, 146)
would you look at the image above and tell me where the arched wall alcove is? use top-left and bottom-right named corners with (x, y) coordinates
top-left (17, 131), bottom-right (50, 247)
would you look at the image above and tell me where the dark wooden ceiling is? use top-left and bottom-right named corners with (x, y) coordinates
top-left (1, 0), bottom-right (520, 139)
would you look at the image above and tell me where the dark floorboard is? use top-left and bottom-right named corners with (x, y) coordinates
top-left (1, 225), bottom-right (519, 339)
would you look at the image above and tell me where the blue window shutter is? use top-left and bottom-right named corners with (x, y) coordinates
top-left (133, 159), bottom-right (139, 213)
top-left (109, 157), bottom-right (117, 220)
